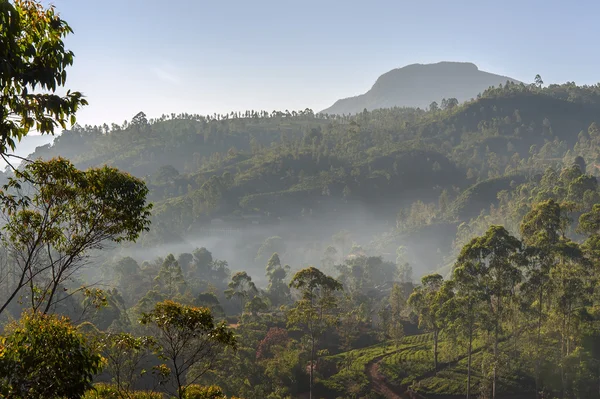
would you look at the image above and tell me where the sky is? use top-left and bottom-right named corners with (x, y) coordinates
top-left (42, 0), bottom-right (600, 127)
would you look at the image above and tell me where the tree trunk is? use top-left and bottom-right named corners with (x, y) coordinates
top-left (536, 287), bottom-right (543, 399)
top-left (467, 324), bottom-right (473, 399)
top-left (493, 322), bottom-right (498, 399)
top-left (561, 313), bottom-right (566, 398)
top-left (310, 332), bottom-right (315, 399)
top-left (433, 329), bottom-right (439, 374)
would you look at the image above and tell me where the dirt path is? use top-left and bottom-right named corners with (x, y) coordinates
top-left (366, 357), bottom-right (406, 399)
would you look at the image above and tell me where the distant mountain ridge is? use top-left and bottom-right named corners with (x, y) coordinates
top-left (321, 61), bottom-right (520, 114)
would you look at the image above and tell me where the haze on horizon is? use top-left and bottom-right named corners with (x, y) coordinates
top-left (46, 0), bottom-right (600, 127)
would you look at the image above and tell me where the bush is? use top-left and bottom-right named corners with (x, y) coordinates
top-left (184, 384), bottom-right (242, 399)
top-left (0, 311), bottom-right (102, 399)
top-left (82, 384), bottom-right (162, 399)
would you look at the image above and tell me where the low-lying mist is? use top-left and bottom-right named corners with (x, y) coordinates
top-left (89, 202), bottom-right (456, 289)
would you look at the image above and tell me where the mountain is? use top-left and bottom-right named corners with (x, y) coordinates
top-left (321, 61), bottom-right (520, 114)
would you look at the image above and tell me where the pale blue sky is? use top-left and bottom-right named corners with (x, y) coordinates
top-left (46, 0), bottom-right (599, 126)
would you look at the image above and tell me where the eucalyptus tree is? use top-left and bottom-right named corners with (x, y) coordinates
top-left (448, 253), bottom-right (485, 399)
top-left (456, 225), bottom-right (522, 399)
top-left (408, 273), bottom-right (452, 373)
top-left (225, 271), bottom-right (258, 313)
top-left (287, 267), bottom-right (342, 399)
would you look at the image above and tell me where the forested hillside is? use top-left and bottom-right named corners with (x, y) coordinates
top-left (23, 80), bottom-right (600, 276)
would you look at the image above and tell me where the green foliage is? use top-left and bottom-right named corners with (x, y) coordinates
top-left (140, 300), bottom-right (237, 399)
top-left (225, 271), bottom-right (258, 312)
top-left (288, 267), bottom-right (343, 398)
top-left (0, 157), bottom-right (152, 315)
top-left (82, 383), bottom-right (162, 399)
top-left (0, 0), bottom-right (87, 154)
top-left (99, 332), bottom-right (157, 396)
top-left (183, 384), bottom-right (242, 399)
top-left (0, 311), bottom-right (102, 399)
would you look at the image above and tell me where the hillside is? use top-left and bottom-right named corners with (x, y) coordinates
top-left (321, 61), bottom-right (520, 114)
top-left (16, 81), bottom-right (600, 278)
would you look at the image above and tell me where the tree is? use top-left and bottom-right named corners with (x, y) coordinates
top-left (113, 257), bottom-right (145, 305)
top-left (408, 273), bottom-right (451, 373)
top-left (0, 158), bottom-right (152, 315)
top-left (155, 165), bottom-right (180, 184)
top-left (520, 200), bottom-right (563, 396)
top-left (154, 254), bottom-right (186, 298)
top-left (447, 259), bottom-right (485, 399)
top-left (140, 300), bottom-right (237, 399)
top-left (573, 155), bottom-right (586, 173)
top-left (0, 0), bottom-right (87, 157)
top-left (224, 271), bottom-right (258, 313)
top-left (396, 246), bottom-right (413, 284)
top-left (457, 225), bottom-right (522, 399)
top-left (195, 292), bottom-right (225, 318)
top-left (100, 332), bottom-right (157, 398)
top-left (388, 283), bottom-right (405, 347)
top-left (321, 245), bottom-right (338, 274)
top-left (245, 295), bottom-right (269, 318)
top-left (255, 236), bottom-right (286, 264)
top-left (288, 267), bottom-right (343, 399)
top-left (534, 74), bottom-right (544, 88)
top-left (429, 101), bottom-right (439, 112)
top-left (446, 97), bottom-right (459, 109)
top-left (0, 311), bottom-right (102, 399)
top-left (265, 253), bottom-right (290, 307)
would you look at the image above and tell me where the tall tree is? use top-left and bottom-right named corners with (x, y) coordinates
top-left (520, 200), bottom-right (563, 396)
top-left (224, 271), bottom-right (258, 312)
top-left (408, 273), bottom-right (451, 373)
top-left (288, 267), bottom-right (343, 399)
top-left (388, 283), bottom-right (405, 347)
top-left (447, 260), bottom-right (485, 399)
top-left (154, 254), bottom-right (186, 298)
top-left (457, 225), bottom-right (522, 399)
top-left (265, 253), bottom-right (290, 307)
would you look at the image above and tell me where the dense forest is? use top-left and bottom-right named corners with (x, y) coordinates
top-left (5, 1), bottom-right (600, 399)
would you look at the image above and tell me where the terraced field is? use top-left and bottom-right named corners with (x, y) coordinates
top-left (379, 344), bottom-right (434, 386)
top-left (413, 343), bottom-right (535, 397)
top-left (321, 332), bottom-right (535, 399)
top-left (320, 338), bottom-right (424, 398)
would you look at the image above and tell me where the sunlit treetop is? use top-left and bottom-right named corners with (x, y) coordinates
top-left (0, 0), bottom-right (86, 155)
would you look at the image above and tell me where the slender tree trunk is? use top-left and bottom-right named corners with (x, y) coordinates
top-left (561, 313), bottom-right (566, 399)
top-left (467, 323), bottom-right (473, 399)
top-left (434, 329), bottom-right (439, 373)
top-left (0, 267), bottom-right (28, 316)
top-left (310, 332), bottom-right (315, 399)
top-left (536, 287), bottom-right (543, 399)
top-left (493, 296), bottom-right (501, 399)
top-left (493, 320), bottom-right (498, 399)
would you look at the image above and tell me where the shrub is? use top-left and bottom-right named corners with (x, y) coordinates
top-left (82, 384), bottom-right (162, 399)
